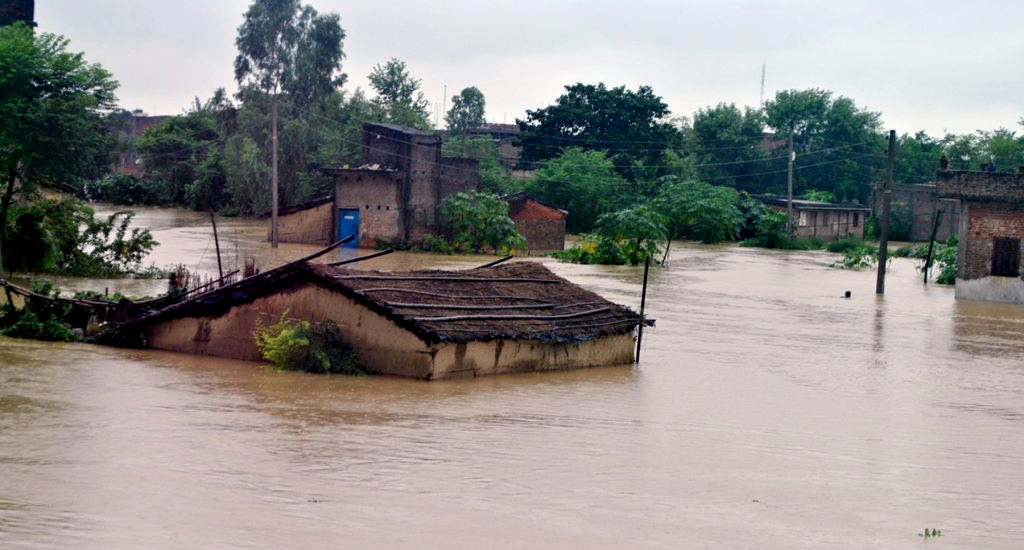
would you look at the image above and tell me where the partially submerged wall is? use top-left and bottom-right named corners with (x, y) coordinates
top-left (271, 200), bottom-right (334, 245)
top-left (334, 170), bottom-right (403, 246)
top-left (143, 282), bottom-right (637, 379)
top-left (954, 201), bottom-right (1024, 304)
top-left (145, 283), bottom-right (437, 378)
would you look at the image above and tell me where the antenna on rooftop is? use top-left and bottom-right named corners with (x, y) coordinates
top-left (760, 63), bottom-right (766, 107)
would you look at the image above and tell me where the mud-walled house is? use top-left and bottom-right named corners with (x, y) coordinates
top-left (504, 192), bottom-right (567, 254)
top-left (272, 123), bottom-right (480, 248)
top-left (937, 170), bottom-right (1024, 304)
top-left (124, 261), bottom-right (642, 379)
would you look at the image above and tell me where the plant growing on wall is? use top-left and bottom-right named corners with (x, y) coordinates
top-left (253, 311), bottom-right (363, 374)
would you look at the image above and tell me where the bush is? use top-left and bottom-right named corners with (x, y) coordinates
top-left (84, 173), bottom-right (165, 206)
top-left (253, 312), bottom-right (363, 375)
top-left (437, 191), bottom-right (526, 254)
top-left (825, 237), bottom-right (864, 254)
top-left (548, 234), bottom-right (628, 265)
top-left (0, 280), bottom-right (78, 342)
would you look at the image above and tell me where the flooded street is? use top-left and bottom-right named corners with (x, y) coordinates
top-left (3, 207), bottom-right (1024, 548)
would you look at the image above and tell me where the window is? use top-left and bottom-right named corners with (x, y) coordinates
top-left (853, 212), bottom-right (860, 227)
top-left (991, 237), bottom-right (1021, 277)
top-left (822, 211), bottom-right (830, 225)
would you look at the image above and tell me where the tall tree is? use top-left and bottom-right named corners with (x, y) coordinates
top-left (446, 86), bottom-right (486, 137)
top-left (525, 148), bottom-right (627, 233)
top-left (764, 89), bottom-right (883, 202)
top-left (686, 103), bottom-right (768, 193)
top-left (516, 83), bottom-right (680, 177)
top-left (0, 23), bottom-right (118, 274)
top-left (367, 58), bottom-right (430, 129)
top-left (234, 0), bottom-right (346, 246)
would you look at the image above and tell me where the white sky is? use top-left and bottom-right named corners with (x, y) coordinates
top-left (37, 0), bottom-right (1024, 136)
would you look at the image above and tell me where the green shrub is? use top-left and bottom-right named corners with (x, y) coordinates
top-left (549, 234), bottom-right (628, 265)
top-left (0, 281), bottom-right (78, 342)
top-left (253, 312), bottom-right (363, 375)
top-left (826, 237), bottom-right (864, 254)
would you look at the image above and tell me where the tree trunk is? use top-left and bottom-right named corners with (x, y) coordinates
top-left (0, 165), bottom-right (18, 278)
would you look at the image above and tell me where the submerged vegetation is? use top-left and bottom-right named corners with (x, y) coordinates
top-left (253, 312), bottom-right (363, 375)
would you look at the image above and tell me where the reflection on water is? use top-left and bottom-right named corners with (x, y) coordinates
top-left (2, 206), bottom-right (1024, 549)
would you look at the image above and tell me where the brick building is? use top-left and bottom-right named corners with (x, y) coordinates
top-left (873, 183), bottom-right (958, 242)
top-left (0, 0), bottom-right (35, 27)
top-left (937, 170), bottom-right (1024, 304)
top-left (757, 196), bottom-right (870, 240)
top-left (504, 192), bottom-right (566, 254)
top-left (275, 123), bottom-right (480, 248)
top-left (115, 111), bottom-right (171, 175)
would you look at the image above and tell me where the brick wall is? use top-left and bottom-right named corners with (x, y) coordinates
top-left (959, 202), bottom-right (1024, 280)
top-left (937, 171), bottom-right (1024, 204)
top-left (508, 197), bottom-right (566, 253)
top-left (0, 0), bottom-right (34, 26)
top-left (439, 157), bottom-right (481, 199)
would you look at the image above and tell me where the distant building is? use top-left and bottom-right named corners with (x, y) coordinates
top-left (757, 195), bottom-right (870, 240)
top-left (0, 0), bottom-right (35, 27)
top-left (937, 170), bottom-right (1024, 304)
top-left (504, 192), bottom-right (566, 254)
top-left (274, 122), bottom-right (481, 248)
top-left (465, 123), bottom-right (521, 167)
top-left (115, 110), bottom-right (170, 175)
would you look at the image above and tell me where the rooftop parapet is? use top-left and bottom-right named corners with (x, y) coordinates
top-left (937, 170), bottom-right (1024, 204)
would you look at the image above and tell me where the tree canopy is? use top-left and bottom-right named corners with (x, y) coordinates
top-left (368, 58), bottom-right (430, 129)
top-left (0, 22), bottom-right (119, 272)
top-left (516, 83), bottom-right (679, 176)
top-left (234, 0), bottom-right (346, 105)
top-left (446, 86), bottom-right (486, 136)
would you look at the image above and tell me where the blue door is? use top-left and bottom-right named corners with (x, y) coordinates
top-left (338, 209), bottom-right (359, 248)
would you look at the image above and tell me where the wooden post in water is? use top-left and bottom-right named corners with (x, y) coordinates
top-left (210, 210), bottom-right (224, 286)
top-left (923, 207), bottom-right (944, 283)
top-left (876, 130), bottom-right (895, 294)
top-left (635, 254), bottom-right (651, 363)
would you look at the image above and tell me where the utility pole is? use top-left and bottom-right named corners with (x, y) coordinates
top-left (270, 97), bottom-right (279, 248)
top-left (786, 130), bottom-right (794, 241)
top-left (876, 130), bottom-right (895, 294)
top-left (210, 210), bottom-right (224, 285)
top-left (923, 207), bottom-right (944, 283)
top-left (759, 63), bottom-right (766, 107)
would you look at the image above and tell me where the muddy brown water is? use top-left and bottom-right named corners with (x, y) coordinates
top-left (2, 206), bottom-right (1024, 549)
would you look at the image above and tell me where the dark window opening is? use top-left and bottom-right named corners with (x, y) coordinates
top-left (853, 213), bottom-right (859, 227)
top-left (991, 237), bottom-right (1021, 277)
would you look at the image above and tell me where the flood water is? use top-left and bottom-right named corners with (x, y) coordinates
top-left (2, 206), bottom-right (1024, 549)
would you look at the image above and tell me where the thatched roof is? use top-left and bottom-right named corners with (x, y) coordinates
top-left (132, 260), bottom-right (640, 345)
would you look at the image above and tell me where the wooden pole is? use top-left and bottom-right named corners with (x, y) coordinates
top-left (210, 210), bottom-right (224, 285)
top-left (876, 130), bottom-right (895, 294)
top-left (635, 254), bottom-right (651, 363)
top-left (923, 207), bottom-right (944, 283)
top-left (786, 130), bottom-right (795, 241)
top-left (270, 96), bottom-right (279, 248)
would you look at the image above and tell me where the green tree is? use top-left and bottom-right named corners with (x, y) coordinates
top-left (525, 148), bottom-right (628, 233)
top-left (593, 205), bottom-right (667, 265)
top-left (438, 191), bottom-right (525, 254)
top-left (764, 89), bottom-right (884, 202)
top-left (516, 83), bottom-right (680, 176)
top-left (135, 108), bottom-right (223, 208)
top-left (446, 86), bottom-right (486, 137)
top-left (0, 23), bottom-right (118, 274)
top-left (654, 179), bottom-right (744, 244)
top-left (234, 0), bottom-right (346, 237)
top-left (686, 103), bottom-right (768, 192)
top-left (894, 131), bottom-right (944, 184)
top-left (368, 58), bottom-right (430, 129)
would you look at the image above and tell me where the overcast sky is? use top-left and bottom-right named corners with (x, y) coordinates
top-left (37, 0), bottom-right (1023, 136)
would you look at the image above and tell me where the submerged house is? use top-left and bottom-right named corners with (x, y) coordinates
top-left (125, 260), bottom-right (641, 379)
top-left (272, 122), bottom-right (480, 248)
top-left (757, 195), bottom-right (870, 240)
top-left (937, 170), bottom-right (1024, 304)
top-left (504, 192), bottom-right (567, 254)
